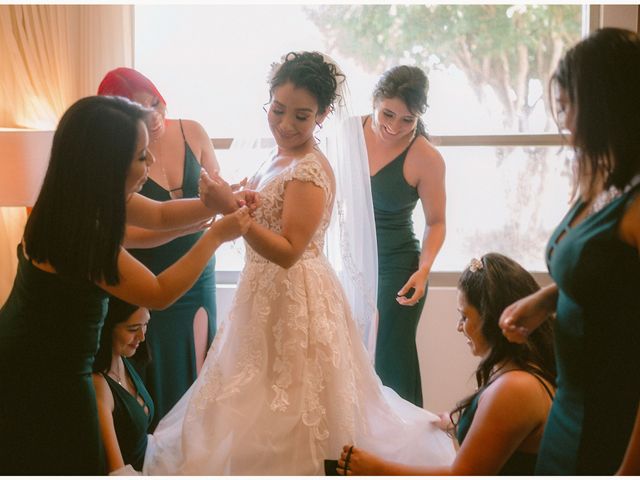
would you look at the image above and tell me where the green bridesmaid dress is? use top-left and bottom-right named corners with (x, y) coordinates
top-left (536, 184), bottom-right (640, 474)
top-left (0, 244), bottom-right (108, 474)
top-left (102, 358), bottom-right (154, 471)
top-left (456, 372), bottom-right (554, 475)
top-left (367, 116), bottom-right (426, 407)
top-left (129, 120), bottom-right (216, 430)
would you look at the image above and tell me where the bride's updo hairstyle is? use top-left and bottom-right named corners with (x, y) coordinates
top-left (269, 51), bottom-right (345, 116)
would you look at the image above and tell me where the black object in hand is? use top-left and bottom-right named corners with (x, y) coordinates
top-left (324, 459), bottom-right (340, 475)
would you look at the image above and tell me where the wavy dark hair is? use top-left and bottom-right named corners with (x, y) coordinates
top-left (450, 253), bottom-right (556, 427)
top-left (23, 95), bottom-right (151, 285)
top-left (551, 27), bottom-right (640, 201)
top-left (93, 296), bottom-right (150, 374)
top-left (372, 65), bottom-right (430, 138)
top-left (269, 51), bottom-right (344, 115)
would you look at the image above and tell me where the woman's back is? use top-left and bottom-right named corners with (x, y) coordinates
top-left (0, 244), bottom-right (108, 473)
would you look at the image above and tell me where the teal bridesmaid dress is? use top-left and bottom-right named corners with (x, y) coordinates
top-left (536, 184), bottom-right (640, 474)
top-left (368, 116), bottom-right (426, 407)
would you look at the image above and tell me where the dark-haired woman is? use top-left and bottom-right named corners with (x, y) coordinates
top-left (0, 95), bottom-right (251, 474)
top-left (143, 52), bottom-right (455, 475)
top-left (92, 297), bottom-right (154, 475)
top-left (338, 253), bottom-right (555, 475)
top-left (500, 28), bottom-right (640, 475)
top-left (98, 67), bottom-right (234, 430)
top-left (364, 65), bottom-right (446, 407)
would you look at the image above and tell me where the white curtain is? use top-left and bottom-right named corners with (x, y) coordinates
top-left (0, 4), bottom-right (134, 306)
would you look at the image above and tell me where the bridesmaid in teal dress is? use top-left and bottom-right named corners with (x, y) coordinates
top-left (338, 253), bottom-right (556, 475)
top-left (98, 68), bottom-right (234, 429)
top-left (363, 66), bottom-right (446, 407)
top-left (500, 28), bottom-right (640, 475)
top-left (93, 297), bottom-right (155, 474)
top-left (0, 96), bottom-right (249, 474)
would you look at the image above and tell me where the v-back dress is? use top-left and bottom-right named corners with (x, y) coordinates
top-left (0, 244), bottom-right (108, 474)
top-left (536, 184), bottom-right (640, 474)
top-left (143, 153), bottom-right (455, 475)
top-left (129, 120), bottom-right (216, 430)
top-left (366, 116), bottom-right (426, 407)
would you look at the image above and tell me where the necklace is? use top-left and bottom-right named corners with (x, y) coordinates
top-left (109, 362), bottom-right (126, 388)
top-left (589, 174), bottom-right (640, 215)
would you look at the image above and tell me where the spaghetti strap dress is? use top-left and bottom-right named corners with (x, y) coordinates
top-left (456, 372), bottom-right (554, 475)
top-left (128, 119), bottom-right (216, 430)
top-left (0, 244), bottom-right (108, 474)
top-left (102, 358), bottom-right (155, 471)
top-left (536, 184), bottom-right (640, 474)
top-left (367, 116), bottom-right (426, 407)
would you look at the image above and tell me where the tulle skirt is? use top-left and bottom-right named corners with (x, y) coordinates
top-left (144, 254), bottom-right (455, 475)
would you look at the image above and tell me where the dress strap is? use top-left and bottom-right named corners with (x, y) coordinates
top-left (530, 371), bottom-right (555, 400)
top-left (179, 119), bottom-right (186, 142)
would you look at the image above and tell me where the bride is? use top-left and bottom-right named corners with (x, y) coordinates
top-left (143, 51), bottom-right (455, 475)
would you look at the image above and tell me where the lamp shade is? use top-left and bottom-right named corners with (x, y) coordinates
top-left (0, 128), bottom-right (54, 207)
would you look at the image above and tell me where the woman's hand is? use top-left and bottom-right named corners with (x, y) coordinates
top-left (234, 189), bottom-right (261, 213)
top-left (499, 284), bottom-right (557, 344)
top-left (208, 206), bottom-right (251, 243)
top-left (199, 169), bottom-right (237, 214)
top-left (337, 445), bottom-right (385, 476)
top-left (396, 269), bottom-right (429, 306)
top-left (431, 411), bottom-right (454, 433)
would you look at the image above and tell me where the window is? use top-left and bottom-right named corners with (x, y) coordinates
top-left (135, 4), bottom-right (587, 275)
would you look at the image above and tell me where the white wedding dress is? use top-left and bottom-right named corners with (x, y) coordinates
top-left (143, 153), bottom-right (455, 475)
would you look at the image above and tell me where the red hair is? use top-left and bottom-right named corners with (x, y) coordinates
top-left (97, 67), bottom-right (166, 106)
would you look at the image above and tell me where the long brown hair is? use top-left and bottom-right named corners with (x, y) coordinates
top-left (551, 28), bottom-right (640, 201)
top-left (450, 253), bottom-right (556, 427)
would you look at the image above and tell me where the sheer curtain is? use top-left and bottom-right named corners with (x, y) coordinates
top-left (0, 4), bottom-right (133, 305)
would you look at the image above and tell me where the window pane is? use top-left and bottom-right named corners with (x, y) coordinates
top-left (426, 145), bottom-right (574, 271)
top-left (135, 5), bottom-right (584, 137)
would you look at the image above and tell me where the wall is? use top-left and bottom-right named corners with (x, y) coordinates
top-left (215, 283), bottom-right (478, 414)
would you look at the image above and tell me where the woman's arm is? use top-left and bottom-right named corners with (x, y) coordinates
top-left (396, 143), bottom-right (446, 306)
top-left (242, 179), bottom-right (325, 269)
top-left (499, 283), bottom-right (558, 344)
top-left (125, 189), bottom-right (230, 231)
top-left (617, 402), bottom-right (640, 475)
top-left (617, 198), bottom-right (640, 475)
top-left (92, 374), bottom-right (125, 473)
top-left (122, 220), bottom-right (211, 249)
top-left (339, 372), bottom-right (547, 475)
top-left (99, 208), bottom-right (250, 309)
top-left (182, 119), bottom-right (221, 174)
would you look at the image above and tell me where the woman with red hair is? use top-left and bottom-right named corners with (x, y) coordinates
top-left (98, 67), bottom-right (225, 430)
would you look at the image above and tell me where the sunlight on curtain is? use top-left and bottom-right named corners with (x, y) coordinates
top-left (0, 4), bottom-right (134, 306)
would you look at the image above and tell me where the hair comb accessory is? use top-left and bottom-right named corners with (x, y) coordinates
top-left (469, 257), bottom-right (484, 272)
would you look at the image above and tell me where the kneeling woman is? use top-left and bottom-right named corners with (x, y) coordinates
top-left (339, 253), bottom-right (556, 475)
top-left (93, 297), bottom-right (154, 475)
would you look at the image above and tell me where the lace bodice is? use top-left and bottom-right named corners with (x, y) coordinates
top-left (246, 153), bottom-right (334, 263)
